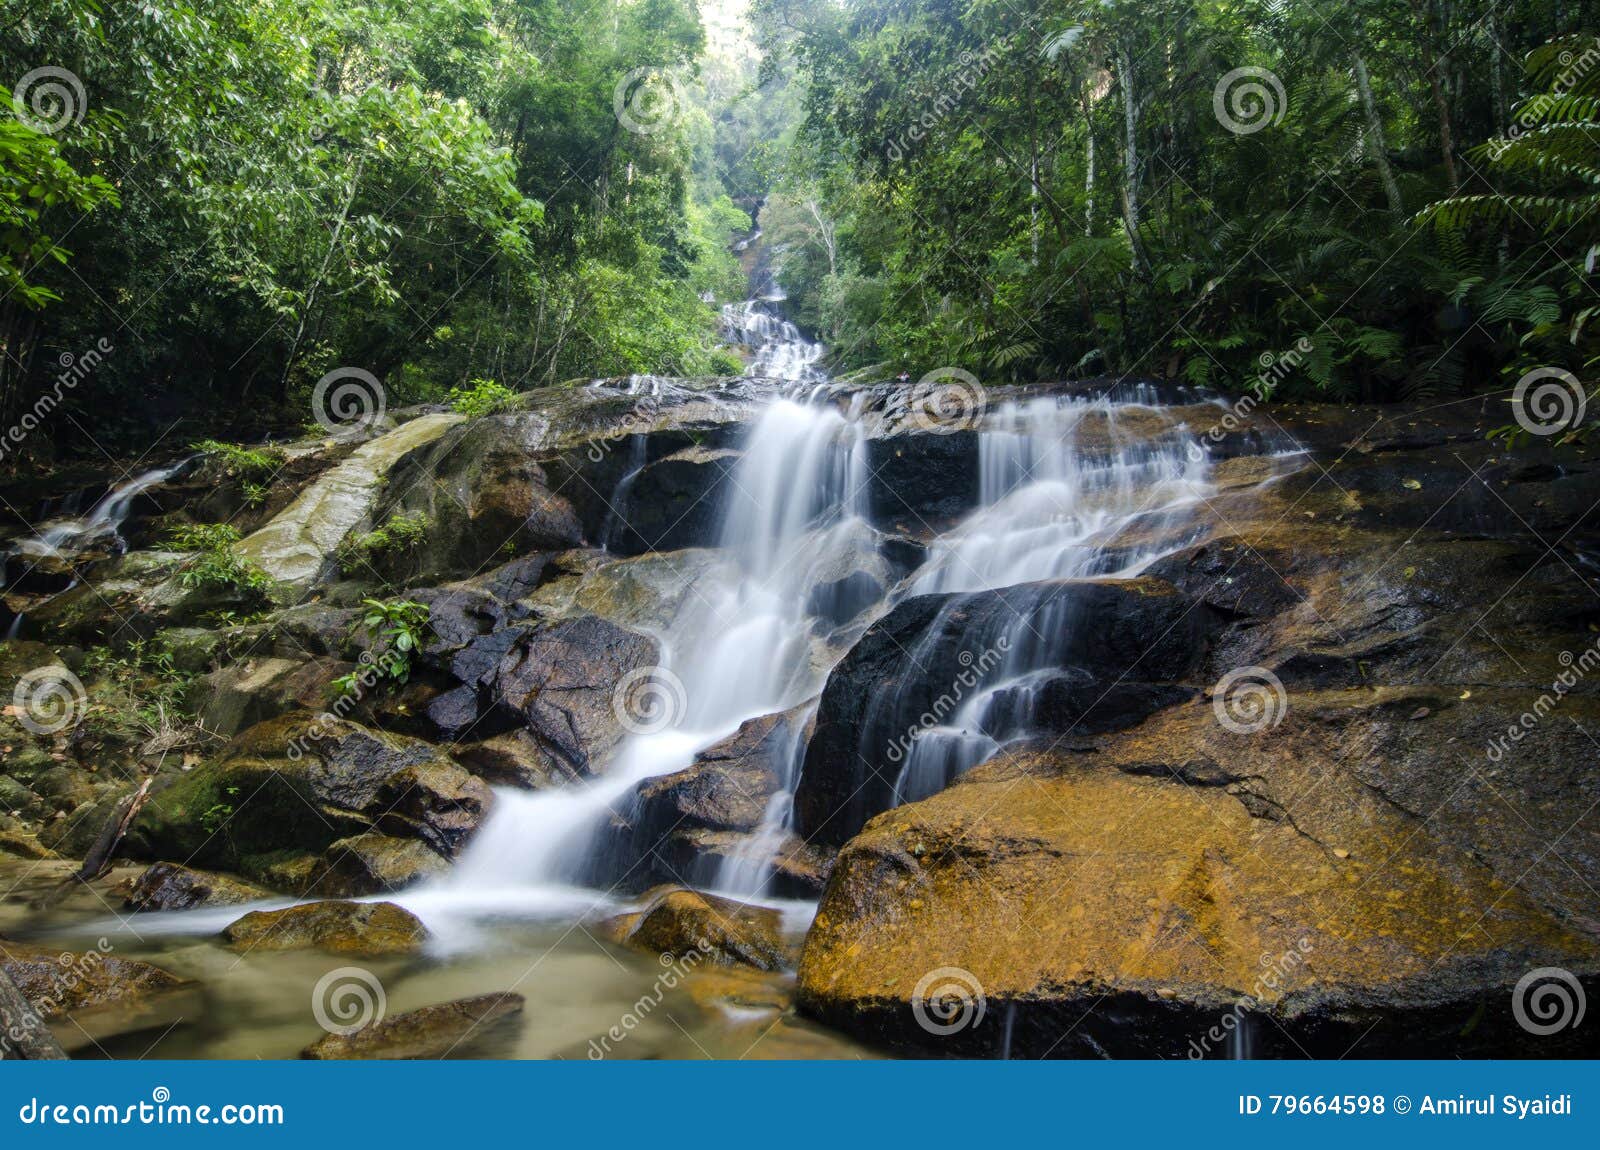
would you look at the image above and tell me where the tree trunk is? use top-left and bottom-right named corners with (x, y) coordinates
top-left (1411, 1), bottom-right (1460, 191)
top-left (1353, 55), bottom-right (1404, 214)
top-left (0, 967), bottom-right (68, 1060)
top-left (1116, 42), bottom-right (1145, 269)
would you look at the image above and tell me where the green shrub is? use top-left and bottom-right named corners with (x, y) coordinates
top-left (334, 510), bottom-right (430, 575)
top-left (446, 378), bottom-right (520, 418)
top-left (332, 598), bottom-right (432, 692)
top-left (192, 440), bottom-right (287, 481)
top-left (168, 523), bottom-right (273, 596)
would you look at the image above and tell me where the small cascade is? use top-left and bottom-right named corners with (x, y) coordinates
top-left (710, 708), bottom-right (813, 897)
top-left (721, 301), bottom-right (826, 382)
top-left (3, 460), bottom-right (192, 623)
top-left (431, 374), bottom-right (873, 932)
top-left (7, 459), bottom-right (190, 564)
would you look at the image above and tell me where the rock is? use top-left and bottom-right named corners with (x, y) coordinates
top-left (156, 627), bottom-right (225, 673)
top-left (601, 886), bottom-right (787, 971)
top-left (302, 992), bottom-right (524, 1059)
top-left (196, 657), bottom-right (347, 737)
top-left (600, 445), bottom-right (740, 555)
top-left (0, 829), bottom-right (58, 859)
top-left (452, 730), bottom-right (577, 789)
top-left (795, 577), bottom-right (1212, 845)
top-left (797, 730), bottom-right (1600, 1058)
top-left (0, 940), bottom-right (185, 1018)
top-left (222, 900), bottom-right (428, 955)
top-left (127, 715), bottom-right (493, 867)
top-left (373, 415), bottom-right (584, 583)
top-left (310, 833), bottom-right (451, 897)
top-left (430, 616), bottom-right (658, 778)
top-left (124, 862), bottom-right (270, 911)
top-left (632, 710), bottom-right (796, 835)
top-left (237, 412), bottom-right (466, 592)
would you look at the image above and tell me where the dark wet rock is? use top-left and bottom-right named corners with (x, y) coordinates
top-left (633, 711), bottom-right (792, 835)
top-left (601, 886), bottom-right (787, 971)
top-left (123, 862), bottom-right (270, 911)
top-left (866, 431), bottom-right (980, 531)
top-left (599, 445), bottom-right (740, 555)
top-left (982, 671), bottom-right (1195, 739)
top-left (0, 940), bottom-right (186, 1018)
top-left (807, 570), bottom-right (884, 629)
top-left (310, 833), bottom-right (451, 897)
top-left (452, 730), bottom-right (578, 789)
top-left (222, 900), bottom-right (428, 955)
top-left (127, 715), bottom-right (493, 867)
top-left (302, 992), bottom-right (524, 1059)
top-left (795, 577), bottom-right (1213, 845)
top-left (430, 616), bottom-right (658, 778)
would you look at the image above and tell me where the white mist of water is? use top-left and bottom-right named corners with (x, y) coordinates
top-left (423, 382), bottom-right (871, 934)
top-left (10, 460), bottom-right (190, 562)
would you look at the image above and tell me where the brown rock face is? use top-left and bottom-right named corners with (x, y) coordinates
top-left (601, 886), bottom-right (789, 971)
top-left (124, 863), bottom-right (270, 911)
top-left (0, 940), bottom-right (186, 1019)
top-left (221, 900), bottom-right (428, 956)
top-left (309, 833), bottom-right (451, 897)
top-left (302, 992), bottom-right (525, 1059)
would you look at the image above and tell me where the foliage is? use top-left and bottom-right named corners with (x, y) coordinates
top-left (335, 597), bottom-right (432, 691)
top-left (755, 0), bottom-right (1600, 402)
top-left (193, 440), bottom-right (288, 482)
top-left (0, 0), bottom-right (747, 454)
top-left (168, 523), bottom-right (273, 596)
top-left (446, 378), bottom-right (520, 417)
top-left (335, 510), bottom-right (431, 574)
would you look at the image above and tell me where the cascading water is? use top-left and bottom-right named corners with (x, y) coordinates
top-left (415, 283), bottom-right (869, 935)
top-left (7, 459), bottom-right (190, 563)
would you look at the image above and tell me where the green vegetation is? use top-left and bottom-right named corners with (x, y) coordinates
top-left (193, 440), bottom-right (289, 481)
top-left (446, 378), bottom-right (520, 418)
top-left (335, 510), bottom-right (431, 575)
top-left (168, 524), bottom-right (274, 597)
top-left (333, 597), bottom-right (432, 693)
top-left (0, 0), bottom-right (757, 461)
top-left (756, 2), bottom-right (1600, 402)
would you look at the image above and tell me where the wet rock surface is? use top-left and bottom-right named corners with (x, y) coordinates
top-left (302, 992), bottom-right (525, 1059)
top-left (222, 900), bottom-right (428, 955)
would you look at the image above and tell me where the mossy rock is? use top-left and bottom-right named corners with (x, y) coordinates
top-left (221, 900), bottom-right (427, 955)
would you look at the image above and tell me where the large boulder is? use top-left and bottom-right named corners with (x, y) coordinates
top-left (798, 741), bottom-right (1599, 1058)
top-left (126, 715), bottom-right (493, 868)
top-left (237, 412), bottom-right (466, 592)
top-left (372, 415), bottom-right (584, 584)
top-left (427, 616), bottom-right (658, 780)
top-left (309, 833), bottom-right (450, 897)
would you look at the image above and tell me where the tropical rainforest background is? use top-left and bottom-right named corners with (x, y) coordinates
top-left (1, 0), bottom-right (1598, 460)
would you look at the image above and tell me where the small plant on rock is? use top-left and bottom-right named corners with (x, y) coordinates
top-left (191, 440), bottom-right (287, 482)
top-left (446, 377), bottom-right (519, 418)
top-left (334, 510), bottom-right (430, 576)
top-left (168, 523), bottom-right (273, 598)
top-left (334, 598), bottom-right (432, 694)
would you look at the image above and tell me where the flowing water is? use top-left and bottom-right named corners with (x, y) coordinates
top-left (10, 263), bottom-right (1303, 1058)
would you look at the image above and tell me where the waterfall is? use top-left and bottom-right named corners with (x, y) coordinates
top-left (7, 459), bottom-right (191, 564)
top-left (425, 285), bottom-right (871, 929)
